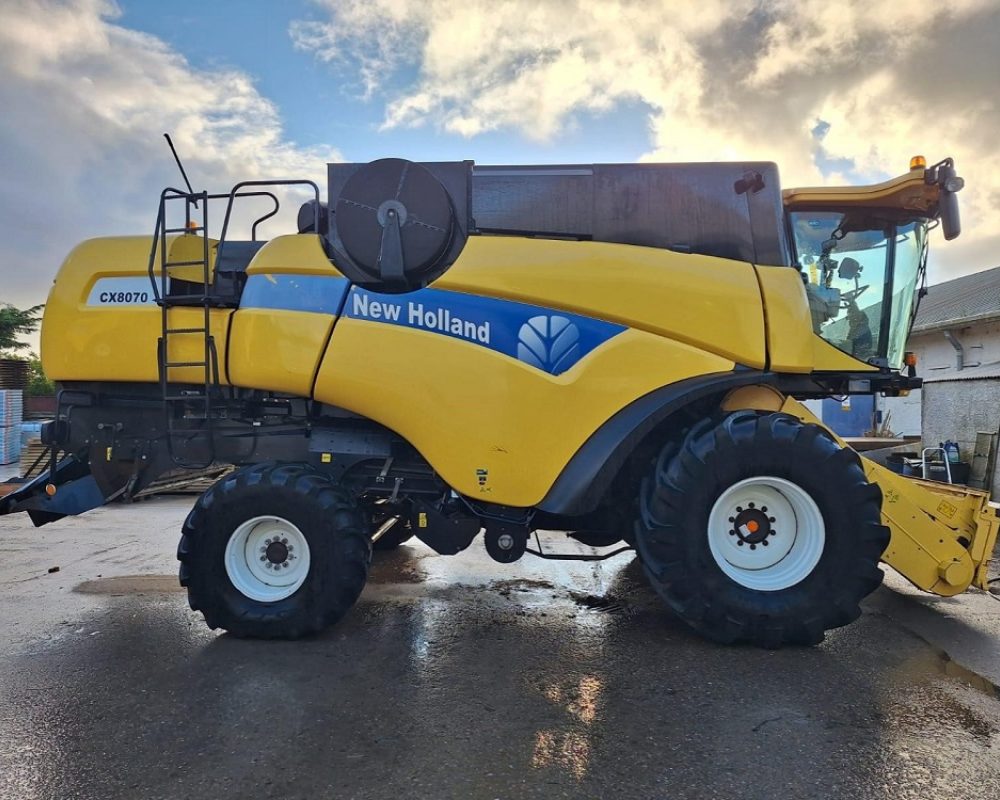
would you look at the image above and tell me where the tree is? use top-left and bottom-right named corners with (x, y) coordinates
top-left (26, 353), bottom-right (55, 397)
top-left (0, 304), bottom-right (43, 356)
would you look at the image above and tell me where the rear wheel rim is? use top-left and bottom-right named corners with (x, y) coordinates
top-left (707, 476), bottom-right (825, 591)
top-left (224, 516), bottom-right (311, 602)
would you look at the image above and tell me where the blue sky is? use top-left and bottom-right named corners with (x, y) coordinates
top-left (1, 0), bottom-right (999, 316)
top-left (119, 0), bottom-right (654, 165)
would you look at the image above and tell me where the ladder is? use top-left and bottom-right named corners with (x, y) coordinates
top-left (148, 188), bottom-right (218, 468)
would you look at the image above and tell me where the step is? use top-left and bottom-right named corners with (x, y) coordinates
top-left (157, 295), bottom-right (211, 305)
top-left (163, 259), bottom-right (208, 268)
top-left (164, 327), bottom-right (208, 334)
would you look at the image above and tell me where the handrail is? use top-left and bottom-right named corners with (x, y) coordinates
top-left (218, 179), bottom-right (321, 250)
top-left (146, 179), bottom-right (320, 302)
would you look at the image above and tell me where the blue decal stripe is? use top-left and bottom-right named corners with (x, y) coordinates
top-left (238, 274), bottom-right (626, 376)
top-left (240, 274), bottom-right (348, 315)
top-left (344, 286), bottom-right (625, 376)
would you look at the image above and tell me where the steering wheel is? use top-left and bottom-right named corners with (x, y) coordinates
top-left (839, 284), bottom-right (869, 308)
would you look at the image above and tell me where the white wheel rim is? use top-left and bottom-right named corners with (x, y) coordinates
top-left (707, 476), bottom-right (825, 591)
top-left (224, 516), bottom-right (311, 602)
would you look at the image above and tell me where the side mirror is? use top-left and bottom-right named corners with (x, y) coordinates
top-left (838, 256), bottom-right (862, 280)
top-left (930, 159), bottom-right (963, 241)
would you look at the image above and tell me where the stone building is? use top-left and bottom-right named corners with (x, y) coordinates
top-left (881, 265), bottom-right (1000, 493)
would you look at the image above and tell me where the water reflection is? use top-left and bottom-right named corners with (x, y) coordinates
top-left (533, 675), bottom-right (604, 780)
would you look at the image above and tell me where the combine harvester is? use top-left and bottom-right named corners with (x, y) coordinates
top-left (2, 147), bottom-right (995, 646)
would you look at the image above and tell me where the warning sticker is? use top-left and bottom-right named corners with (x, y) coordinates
top-left (936, 500), bottom-right (958, 520)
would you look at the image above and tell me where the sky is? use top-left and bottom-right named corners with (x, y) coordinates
top-left (2, 0), bottom-right (1000, 319)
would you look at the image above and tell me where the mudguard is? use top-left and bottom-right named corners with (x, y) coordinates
top-left (537, 370), bottom-right (777, 516)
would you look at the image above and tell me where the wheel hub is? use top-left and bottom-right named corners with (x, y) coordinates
top-left (730, 506), bottom-right (775, 546)
top-left (707, 476), bottom-right (826, 592)
top-left (224, 516), bottom-right (311, 602)
top-left (265, 540), bottom-right (289, 565)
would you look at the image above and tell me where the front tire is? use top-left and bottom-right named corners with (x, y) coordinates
top-left (635, 411), bottom-right (888, 647)
top-left (178, 462), bottom-right (371, 639)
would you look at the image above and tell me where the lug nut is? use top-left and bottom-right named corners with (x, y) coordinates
top-left (762, 540), bottom-right (769, 547)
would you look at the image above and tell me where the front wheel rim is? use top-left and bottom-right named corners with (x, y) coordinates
top-left (224, 516), bottom-right (312, 602)
top-left (707, 476), bottom-right (825, 591)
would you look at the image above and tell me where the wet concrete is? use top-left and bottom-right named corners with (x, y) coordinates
top-left (2, 497), bottom-right (1000, 799)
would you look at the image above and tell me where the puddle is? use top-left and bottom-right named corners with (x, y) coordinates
top-left (74, 575), bottom-right (185, 595)
top-left (934, 650), bottom-right (1000, 698)
top-left (368, 563), bottom-right (425, 584)
top-left (490, 579), bottom-right (556, 596)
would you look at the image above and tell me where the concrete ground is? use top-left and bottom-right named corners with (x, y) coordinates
top-left (2, 496), bottom-right (1000, 800)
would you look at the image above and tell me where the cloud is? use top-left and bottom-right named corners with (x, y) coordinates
top-left (0, 0), bottom-right (341, 312)
top-left (293, 0), bottom-right (1000, 282)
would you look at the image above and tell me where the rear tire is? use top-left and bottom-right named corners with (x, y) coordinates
top-left (178, 462), bottom-right (371, 639)
top-left (635, 411), bottom-right (888, 647)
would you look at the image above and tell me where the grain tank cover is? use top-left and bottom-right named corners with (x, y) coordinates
top-left (470, 162), bottom-right (791, 266)
top-left (328, 159), bottom-right (792, 280)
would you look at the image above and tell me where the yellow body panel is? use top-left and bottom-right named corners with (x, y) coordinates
top-left (315, 321), bottom-right (734, 505)
top-left (228, 235), bottom-right (344, 393)
top-left (228, 310), bottom-right (334, 396)
top-left (42, 236), bottom-right (232, 385)
top-left (755, 265), bottom-right (877, 373)
top-left (245, 234), bottom-right (344, 277)
top-left (435, 237), bottom-right (767, 369)
top-left (754, 265), bottom-right (815, 373)
top-left (811, 336), bottom-right (879, 372)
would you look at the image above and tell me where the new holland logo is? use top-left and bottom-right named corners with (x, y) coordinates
top-left (516, 315), bottom-right (580, 374)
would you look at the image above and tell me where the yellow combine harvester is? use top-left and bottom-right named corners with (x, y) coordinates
top-left (2, 153), bottom-right (995, 646)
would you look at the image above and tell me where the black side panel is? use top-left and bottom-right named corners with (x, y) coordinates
top-left (470, 162), bottom-right (791, 265)
top-left (537, 371), bottom-right (777, 516)
top-left (745, 167), bottom-right (792, 267)
top-left (212, 240), bottom-right (267, 303)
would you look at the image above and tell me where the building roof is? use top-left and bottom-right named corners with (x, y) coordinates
top-left (913, 265), bottom-right (1000, 333)
top-left (922, 360), bottom-right (1000, 383)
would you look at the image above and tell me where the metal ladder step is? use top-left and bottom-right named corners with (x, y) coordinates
top-left (164, 327), bottom-right (208, 334)
top-left (163, 259), bottom-right (208, 268)
top-left (157, 294), bottom-right (212, 304)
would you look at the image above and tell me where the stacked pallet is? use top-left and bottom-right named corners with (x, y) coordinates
top-left (19, 438), bottom-right (48, 479)
top-left (132, 465), bottom-right (233, 499)
top-left (0, 360), bottom-right (29, 390)
top-left (0, 390), bottom-right (23, 465)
